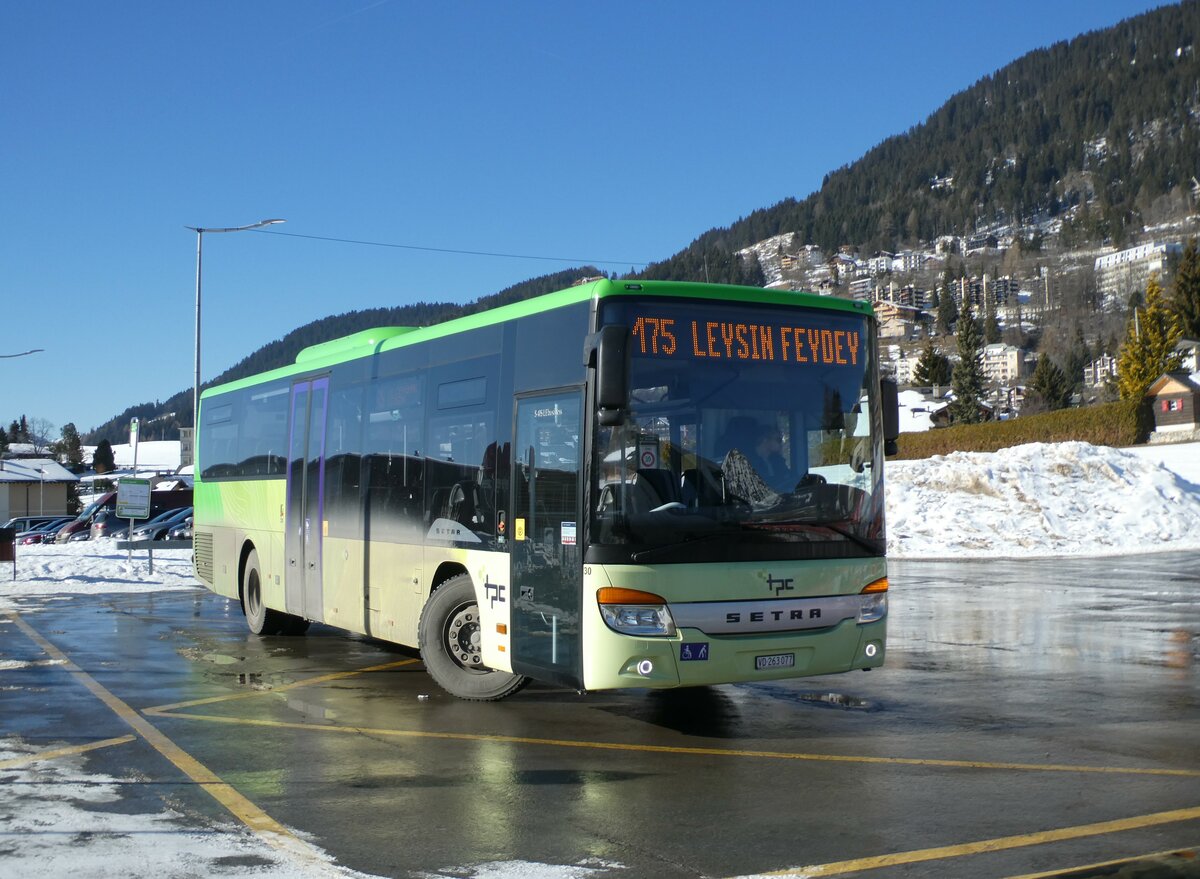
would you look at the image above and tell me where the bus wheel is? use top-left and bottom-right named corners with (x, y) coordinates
top-left (242, 549), bottom-right (284, 636)
top-left (418, 574), bottom-right (528, 701)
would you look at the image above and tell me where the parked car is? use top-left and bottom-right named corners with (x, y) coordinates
top-left (129, 507), bottom-right (192, 541)
top-left (15, 517), bottom-right (72, 545)
top-left (3, 514), bottom-right (65, 534)
top-left (57, 488), bottom-right (193, 543)
top-left (90, 510), bottom-right (130, 540)
top-left (167, 516), bottom-right (193, 541)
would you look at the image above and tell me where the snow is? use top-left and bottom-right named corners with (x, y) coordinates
top-left (2, 440), bottom-right (1198, 877)
top-left (886, 440), bottom-right (1200, 559)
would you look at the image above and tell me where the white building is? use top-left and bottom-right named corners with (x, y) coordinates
top-left (1094, 241), bottom-right (1182, 305)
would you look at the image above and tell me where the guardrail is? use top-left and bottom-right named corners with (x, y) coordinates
top-left (117, 539), bottom-right (192, 550)
top-left (116, 538), bottom-right (193, 575)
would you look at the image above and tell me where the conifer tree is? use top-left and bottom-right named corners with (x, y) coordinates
top-left (0, 425), bottom-right (7, 455)
top-left (58, 423), bottom-right (83, 466)
top-left (949, 300), bottom-right (987, 423)
top-left (983, 295), bottom-right (1001, 344)
top-left (936, 279), bottom-right (959, 336)
top-left (93, 439), bottom-right (116, 474)
top-left (1116, 273), bottom-right (1183, 400)
top-left (1024, 355), bottom-right (1073, 413)
top-left (912, 339), bottom-right (952, 388)
top-left (1170, 237), bottom-right (1200, 339)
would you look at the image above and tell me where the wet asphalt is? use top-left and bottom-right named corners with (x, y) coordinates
top-left (1, 551), bottom-right (1198, 879)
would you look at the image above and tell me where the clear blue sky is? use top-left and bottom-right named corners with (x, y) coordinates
top-left (0, 0), bottom-right (1171, 438)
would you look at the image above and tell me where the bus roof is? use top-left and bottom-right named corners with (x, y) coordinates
top-left (202, 279), bottom-right (876, 398)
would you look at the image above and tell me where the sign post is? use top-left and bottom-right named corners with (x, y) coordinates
top-left (117, 477), bottom-right (150, 565)
top-left (127, 418), bottom-right (140, 563)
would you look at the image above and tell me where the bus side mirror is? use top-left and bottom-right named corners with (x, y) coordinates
top-left (596, 324), bottom-right (629, 427)
top-left (880, 377), bottom-right (899, 457)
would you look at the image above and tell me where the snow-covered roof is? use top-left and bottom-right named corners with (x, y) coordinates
top-left (0, 458), bottom-right (78, 483)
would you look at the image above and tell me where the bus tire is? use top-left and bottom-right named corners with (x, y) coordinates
top-left (418, 574), bottom-right (528, 701)
top-left (242, 548), bottom-right (285, 636)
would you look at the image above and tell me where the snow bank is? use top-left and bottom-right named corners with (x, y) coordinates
top-left (886, 441), bottom-right (1200, 559)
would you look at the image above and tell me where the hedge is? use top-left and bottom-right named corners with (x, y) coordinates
top-left (891, 398), bottom-right (1154, 460)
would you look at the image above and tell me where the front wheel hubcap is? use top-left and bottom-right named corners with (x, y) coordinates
top-left (447, 604), bottom-right (484, 669)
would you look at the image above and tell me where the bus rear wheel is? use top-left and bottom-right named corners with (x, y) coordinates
top-left (242, 548), bottom-right (307, 636)
top-left (418, 574), bottom-right (528, 701)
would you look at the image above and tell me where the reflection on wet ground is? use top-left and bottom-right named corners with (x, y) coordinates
top-left (888, 551), bottom-right (1200, 672)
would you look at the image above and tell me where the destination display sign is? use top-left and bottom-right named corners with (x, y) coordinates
top-left (625, 306), bottom-right (864, 368)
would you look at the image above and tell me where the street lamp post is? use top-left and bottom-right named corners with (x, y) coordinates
top-left (185, 219), bottom-right (285, 434)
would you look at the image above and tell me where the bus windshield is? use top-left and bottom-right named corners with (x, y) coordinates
top-left (590, 298), bottom-right (884, 562)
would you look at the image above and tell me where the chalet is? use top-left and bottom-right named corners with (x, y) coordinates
top-left (1146, 372), bottom-right (1200, 434)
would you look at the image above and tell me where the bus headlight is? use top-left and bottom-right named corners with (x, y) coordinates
top-left (858, 577), bottom-right (888, 623)
top-left (597, 588), bottom-right (677, 637)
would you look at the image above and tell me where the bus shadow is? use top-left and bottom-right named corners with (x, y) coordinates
top-left (598, 687), bottom-right (744, 739)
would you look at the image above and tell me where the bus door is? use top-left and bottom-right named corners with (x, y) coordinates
top-left (285, 376), bottom-right (329, 620)
top-left (510, 389), bottom-right (583, 689)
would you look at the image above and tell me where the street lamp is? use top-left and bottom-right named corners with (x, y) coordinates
top-left (184, 219), bottom-right (285, 433)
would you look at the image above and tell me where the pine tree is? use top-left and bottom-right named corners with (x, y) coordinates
top-left (93, 439), bottom-right (116, 474)
top-left (912, 339), bottom-right (952, 388)
top-left (936, 279), bottom-right (959, 335)
top-left (1024, 355), bottom-right (1073, 414)
top-left (1063, 323), bottom-right (1091, 392)
top-left (0, 425), bottom-right (7, 455)
top-left (983, 295), bottom-right (1001, 344)
top-left (1116, 273), bottom-right (1183, 400)
top-left (1170, 237), bottom-right (1200, 339)
top-left (949, 300), bottom-right (987, 424)
top-left (58, 423), bottom-right (83, 466)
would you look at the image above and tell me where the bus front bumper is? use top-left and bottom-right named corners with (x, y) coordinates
top-left (581, 617), bottom-right (886, 691)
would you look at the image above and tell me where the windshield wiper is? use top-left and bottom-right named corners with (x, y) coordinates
top-left (742, 520), bottom-right (883, 555)
top-left (630, 530), bottom-right (742, 563)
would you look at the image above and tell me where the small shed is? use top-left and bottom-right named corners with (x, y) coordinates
top-left (1146, 371), bottom-right (1200, 433)
top-left (0, 458), bottom-right (79, 521)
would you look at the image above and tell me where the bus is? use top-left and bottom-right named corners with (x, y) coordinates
top-left (194, 279), bottom-right (899, 700)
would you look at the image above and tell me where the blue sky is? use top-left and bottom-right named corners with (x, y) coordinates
top-left (0, 0), bottom-right (1171, 438)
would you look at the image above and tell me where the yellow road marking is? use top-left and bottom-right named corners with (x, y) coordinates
top-left (144, 657), bottom-right (420, 713)
top-left (1003, 846), bottom-right (1199, 879)
top-left (0, 735), bottom-right (136, 770)
top-left (6, 612), bottom-right (334, 872)
top-left (144, 709), bottom-right (1200, 779)
top-left (759, 807), bottom-right (1200, 876)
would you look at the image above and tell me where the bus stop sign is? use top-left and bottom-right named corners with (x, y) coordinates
top-left (116, 478), bottom-right (151, 520)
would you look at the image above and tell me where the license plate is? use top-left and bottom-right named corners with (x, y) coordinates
top-left (755, 652), bottom-right (795, 670)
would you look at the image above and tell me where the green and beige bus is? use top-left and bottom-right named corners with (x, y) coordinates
top-left (194, 278), bottom-right (899, 700)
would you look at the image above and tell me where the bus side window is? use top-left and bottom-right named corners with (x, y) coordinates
top-left (364, 374), bottom-right (424, 542)
top-left (427, 413), bottom-right (494, 532)
top-left (324, 383), bottom-right (364, 538)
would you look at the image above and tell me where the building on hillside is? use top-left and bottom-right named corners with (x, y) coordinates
top-left (873, 301), bottom-right (923, 340)
top-left (1145, 372), bottom-right (1200, 435)
top-left (1083, 353), bottom-right (1118, 388)
top-left (981, 343), bottom-right (1032, 384)
top-left (848, 276), bottom-right (876, 300)
top-left (1094, 241), bottom-right (1182, 305)
top-left (892, 350), bottom-right (926, 386)
top-left (0, 458), bottom-right (78, 520)
top-left (868, 253), bottom-right (894, 274)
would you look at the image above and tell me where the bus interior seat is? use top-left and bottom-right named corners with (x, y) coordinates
top-left (449, 481), bottom-right (481, 528)
top-left (635, 468), bottom-right (680, 507)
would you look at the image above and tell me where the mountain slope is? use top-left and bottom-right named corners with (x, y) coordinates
top-left (637, 1), bottom-right (1200, 279)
